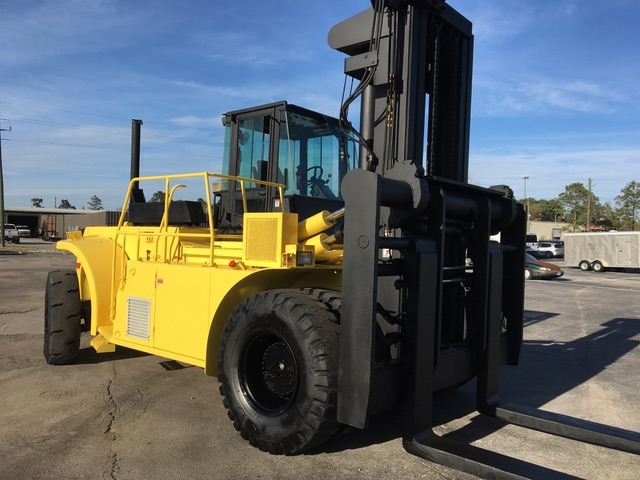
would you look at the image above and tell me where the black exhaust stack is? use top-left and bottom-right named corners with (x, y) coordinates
top-left (130, 119), bottom-right (145, 203)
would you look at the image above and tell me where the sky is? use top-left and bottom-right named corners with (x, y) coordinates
top-left (1, 0), bottom-right (639, 210)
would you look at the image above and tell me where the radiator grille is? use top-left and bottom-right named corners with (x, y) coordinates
top-left (245, 217), bottom-right (279, 263)
top-left (127, 297), bottom-right (151, 341)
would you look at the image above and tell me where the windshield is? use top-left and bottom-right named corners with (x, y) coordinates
top-left (278, 109), bottom-right (358, 199)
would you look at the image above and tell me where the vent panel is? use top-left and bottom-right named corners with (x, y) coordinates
top-left (127, 296), bottom-right (151, 341)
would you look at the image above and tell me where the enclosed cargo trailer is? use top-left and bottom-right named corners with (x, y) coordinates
top-left (564, 231), bottom-right (640, 272)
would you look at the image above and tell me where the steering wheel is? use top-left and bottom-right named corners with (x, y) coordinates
top-left (298, 165), bottom-right (324, 187)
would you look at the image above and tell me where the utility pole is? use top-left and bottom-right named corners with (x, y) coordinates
top-left (0, 118), bottom-right (12, 248)
top-left (586, 178), bottom-right (592, 231)
top-left (521, 175), bottom-right (530, 233)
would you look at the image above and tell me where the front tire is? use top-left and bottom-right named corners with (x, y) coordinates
top-left (44, 270), bottom-right (82, 365)
top-left (524, 268), bottom-right (533, 280)
top-left (218, 289), bottom-right (340, 454)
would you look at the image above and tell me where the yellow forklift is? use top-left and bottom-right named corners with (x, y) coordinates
top-left (44, 1), bottom-right (639, 477)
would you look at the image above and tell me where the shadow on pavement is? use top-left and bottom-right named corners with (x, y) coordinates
top-left (75, 345), bottom-right (150, 364)
top-left (307, 316), bottom-right (640, 458)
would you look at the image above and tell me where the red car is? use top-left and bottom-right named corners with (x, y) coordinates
top-left (525, 253), bottom-right (564, 280)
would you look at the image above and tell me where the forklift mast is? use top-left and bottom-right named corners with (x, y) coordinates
top-left (329, 2), bottom-right (640, 478)
top-left (330, 0), bottom-right (472, 181)
top-left (328, 0), bottom-right (526, 428)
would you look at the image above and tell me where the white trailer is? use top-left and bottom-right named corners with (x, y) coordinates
top-left (564, 231), bottom-right (640, 272)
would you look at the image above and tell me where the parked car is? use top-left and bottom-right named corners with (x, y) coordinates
top-left (3, 224), bottom-right (21, 244)
top-left (537, 241), bottom-right (564, 258)
top-left (525, 253), bottom-right (564, 280)
top-left (16, 225), bottom-right (31, 238)
top-left (526, 244), bottom-right (539, 253)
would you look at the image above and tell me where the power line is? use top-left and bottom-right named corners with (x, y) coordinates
top-left (11, 118), bottom-right (128, 135)
top-left (7, 138), bottom-right (219, 159)
top-left (8, 138), bottom-right (130, 151)
top-left (10, 117), bottom-right (222, 146)
top-left (10, 138), bottom-right (222, 158)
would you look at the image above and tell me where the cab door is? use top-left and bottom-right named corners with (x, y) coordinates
top-left (218, 107), bottom-right (280, 230)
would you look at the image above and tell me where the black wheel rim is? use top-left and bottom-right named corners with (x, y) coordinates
top-left (240, 330), bottom-right (298, 415)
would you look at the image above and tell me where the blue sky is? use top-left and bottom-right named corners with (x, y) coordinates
top-left (1, 0), bottom-right (638, 210)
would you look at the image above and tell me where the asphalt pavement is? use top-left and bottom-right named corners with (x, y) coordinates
top-left (0, 245), bottom-right (638, 479)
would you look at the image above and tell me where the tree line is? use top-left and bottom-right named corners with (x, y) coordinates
top-left (29, 191), bottom-right (163, 210)
top-left (522, 180), bottom-right (639, 231)
top-left (30, 195), bottom-right (104, 210)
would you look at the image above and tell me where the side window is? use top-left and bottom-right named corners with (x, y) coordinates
top-left (220, 124), bottom-right (232, 191)
top-left (237, 116), bottom-right (270, 187)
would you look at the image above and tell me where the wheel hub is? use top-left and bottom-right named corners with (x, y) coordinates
top-left (261, 342), bottom-right (296, 399)
top-left (240, 331), bottom-right (299, 414)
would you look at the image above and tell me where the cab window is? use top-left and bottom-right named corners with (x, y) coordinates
top-left (278, 110), bottom-right (357, 199)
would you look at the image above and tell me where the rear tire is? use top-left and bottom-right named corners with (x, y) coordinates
top-left (579, 260), bottom-right (591, 271)
top-left (592, 261), bottom-right (604, 272)
top-left (218, 289), bottom-right (340, 454)
top-left (545, 252), bottom-right (552, 258)
top-left (44, 270), bottom-right (82, 365)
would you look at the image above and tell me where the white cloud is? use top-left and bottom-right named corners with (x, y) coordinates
top-left (169, 116), bottom-right (218, 129)
top-left (0, 0), bottom-right (140, 67)
top-left (469, 147), bottom-right (640, 203)
top-left (474, 76), bottom-right (627, 116)
top-left (458, 2), bottom-right (535, 42)
top-left (564, 3), bottom-right (578, 16)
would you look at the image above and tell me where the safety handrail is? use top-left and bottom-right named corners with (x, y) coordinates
top-left (108, 172), bottom-right (286, 320)
top-left (116, 171), bottom-right (286, 229)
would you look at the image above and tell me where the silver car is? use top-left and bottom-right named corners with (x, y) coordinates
top-left (537, 241), bottom-right (564, 258)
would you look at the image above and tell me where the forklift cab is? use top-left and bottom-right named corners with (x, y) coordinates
top-left (216, 101), bottom-right (358, 231)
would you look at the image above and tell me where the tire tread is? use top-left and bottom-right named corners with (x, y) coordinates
top-left (218, 288), bottom-right (341, 454)
top-left (44, 270), bottom-right (82, 365)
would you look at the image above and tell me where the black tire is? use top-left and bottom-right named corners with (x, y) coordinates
top-left (218, 289), bottom-right (340, 454)
top-left (300, 287), bottom-right (342, 314)
top-left (524, 268), bottom-right (533, 280)
top-left (44, 270), bottom-right (82, 365)
top-left (579, 260), bottom-right (591, 271)
top-left (302, 287), bottom-right (392, 363)
top-left (592, 261), bottom-right (604, 273)
top-left (545, 251), bottom-right (552, 258)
